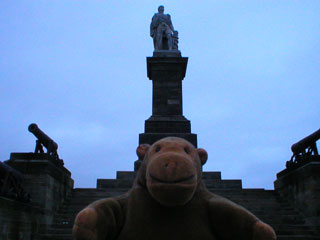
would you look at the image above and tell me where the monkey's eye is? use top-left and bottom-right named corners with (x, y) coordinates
top-left (155, 146), bottom-right (161, 152)
top-left (184, 147), bottom-right (190, 154)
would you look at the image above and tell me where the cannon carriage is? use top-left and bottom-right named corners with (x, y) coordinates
top-left (286, 128), bottom-right (320, 169)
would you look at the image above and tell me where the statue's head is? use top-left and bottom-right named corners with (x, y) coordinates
top-left (158, 5), bottom-right (164, 13)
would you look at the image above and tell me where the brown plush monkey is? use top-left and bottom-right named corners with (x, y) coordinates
top-left (73, 137), bottom-right (276, 240)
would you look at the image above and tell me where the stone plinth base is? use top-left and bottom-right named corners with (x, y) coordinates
top-left (139, 132), bottom-right (197, 147)
top-left (144, 115), bottom-right (191, 133)
top-left (153, 50), bottom-right (181, 57)
top-left (97, 171), bottom-right (242, 190)
top-left (5, 153), bottom-right (74, 231)
top-left (0, 197), bottom-right (43, 240)
top-left (274, 160), bottom-right (320, 225)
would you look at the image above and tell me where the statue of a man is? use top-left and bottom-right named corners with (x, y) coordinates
top-left (150, 6), bottom-right (175, 51)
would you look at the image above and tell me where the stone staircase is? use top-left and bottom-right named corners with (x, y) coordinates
top-left (37, 171), bottom-right (320, 240)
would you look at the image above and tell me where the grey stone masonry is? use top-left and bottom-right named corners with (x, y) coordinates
top-left (39, 170), bottom-right (320, 240)
top-left (139, 56), bottom-right (197, 147)
top-left (0, 197), bottom-right (43, 240)
top-left (5, 153), bottom-right (74, 233)
top-left (97, 171), bottom-right (241, 189)
top-left (147, 57), bottom-right (187, 117)
top-left (274, 157), bottom-right (320, 226)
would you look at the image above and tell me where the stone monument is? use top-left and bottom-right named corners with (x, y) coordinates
top-left (138, 6), bottom-right (196, 160)
top-left (274, 129), bottom-right (320, 225)
top-left (150, 5), bottom-right (181, 57)
top-left (1, 7), bottom-right (320, 239)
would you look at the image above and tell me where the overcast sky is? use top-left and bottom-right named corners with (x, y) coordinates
top-left (1, 1), bottom-right (319, 189)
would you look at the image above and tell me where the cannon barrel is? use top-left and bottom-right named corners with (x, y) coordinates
top-left (291, 128), bottom-right (320, 154)
top-left (28, 123), bottom-right (58, 152)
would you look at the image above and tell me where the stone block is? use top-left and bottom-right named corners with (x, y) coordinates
top-left (4, 153), bottom-right (74, 233)
top-left (139, 132), bottom-right (197, 147)
top-left (205, 179), bottom-right (243, 189)
top-left (0, 197), bottom-right (43, 240)
top-left (147, 57), bottom-right (188, 80)
top-left (97, 179), bottom-right (133, 189)
top-left (116, 171), bottom-right (137, 180)
top-left (274, 161), bottom-right (320, 225)
top-left (202, 171), bottom-right (222, 180)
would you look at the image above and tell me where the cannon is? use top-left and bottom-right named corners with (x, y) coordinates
top-left (0, 161), bottom-right (30, 202)
top-left (286, 128), bottom-right (320, 169)
top-left (291, 128), bottom-right (320, 156)
top-left (28, 123), bottom-right (58, 154)
top-left (28, 123), bottom-right (63, 165)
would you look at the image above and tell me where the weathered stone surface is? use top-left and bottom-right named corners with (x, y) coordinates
top-left (153, 50), bottom-right (181, 57)
top-left (0, 197), bottom-right (43, 240)
top-left (274, 160), bottom-right (320, 225)
top-left (4, 153), bottom-right (74, 233)
top-left (139, 132), bottom-right (197, 147)
top-left (147, 57), bottom-right (188, 81)
top-left (139, 56), bottom-right (197, 147)
top-left (8, 153), bottom-right (71, 178)
top-left (150, 5), bottom-right (180, 53)
top-left (40, 171), bottom-right (320, 239)
top-left (144, 117), bottom-right (191, 133)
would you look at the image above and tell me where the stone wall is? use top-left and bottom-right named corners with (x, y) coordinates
top-left (2, 153), bottom-right (74, 237)
top-left (0, 197), bottom-right (43, 240)
top-left (274, 160), bottom-right (320, 225)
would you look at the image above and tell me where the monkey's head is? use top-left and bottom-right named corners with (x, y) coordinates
top-left (136, 137), bottom-right (208, 207)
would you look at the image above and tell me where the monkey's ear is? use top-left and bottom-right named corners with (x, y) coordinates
top-left (136, 144), bottom-right (151, 160)
top-left (197, 148), bottom-right (208, 166)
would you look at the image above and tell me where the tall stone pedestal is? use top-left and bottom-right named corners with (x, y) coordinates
top-left (5, 153), bottom-right (74, 232)
top-left (139, 56), bottom-right (197, 147)
top-left (274, 156), bottom-right (320, 225)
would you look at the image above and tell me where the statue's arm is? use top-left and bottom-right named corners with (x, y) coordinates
top-left (167, 14), bottom-right (174, 31)
top-left (150, 14), bottom-right (156, 37)
top-left (208, 196), bottom-right (276, 240)
top-left (73, 198), bottom-right (124, 240)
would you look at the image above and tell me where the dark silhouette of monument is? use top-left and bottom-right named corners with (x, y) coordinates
top-left (0, 6), bottom-right (320, 240)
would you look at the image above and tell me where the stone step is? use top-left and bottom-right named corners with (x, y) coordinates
top-left (116, 171), bottom-right (137, 180)
top-left (70, 189), bottom-right (278, 199)
top-left (72, 188), bottom-right (129, 196)
top-left (252, 216), bottom-right (305, 224)
top-left (36, 234), bottom-right (72, 240)
top-left (202, 171), bottom-right (222, 180)
top-left (96, 179), bottom-right (134, 188)
top-left (51, 215), bottom-right (305, 228)
top-left (57, 205), bottom-right (297, 216)
top-left (276, 230), bottom-right (316, 236)
top-left (114, 171), bottom-right (224, 180)
top-left (47, 228), bottom-right (73, 234)
top-left (42, 186), bottom-right (320, 239)
top-left (209, 189), bottom-right (277, 195)
top-left (51, 212), bottom-right (306, 226)
top-left (51, 222), bottom-right (74, 228)
top-left (277, 235), bottom-right (320, 240)
top-left (44, 228), bottom-right (316, 238)
top-left (95, 178), bottom-right (243, 189)
top-left (205, 180), bottom-right (243, 189)
top-left (38, 231), bottom-right (320, 240)
top-left (39, 234), bottom-right (320, 240)
top-left (68, 193), bottom-right (282, 202)
top-left (40, 225), bottom-right (319, 240)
